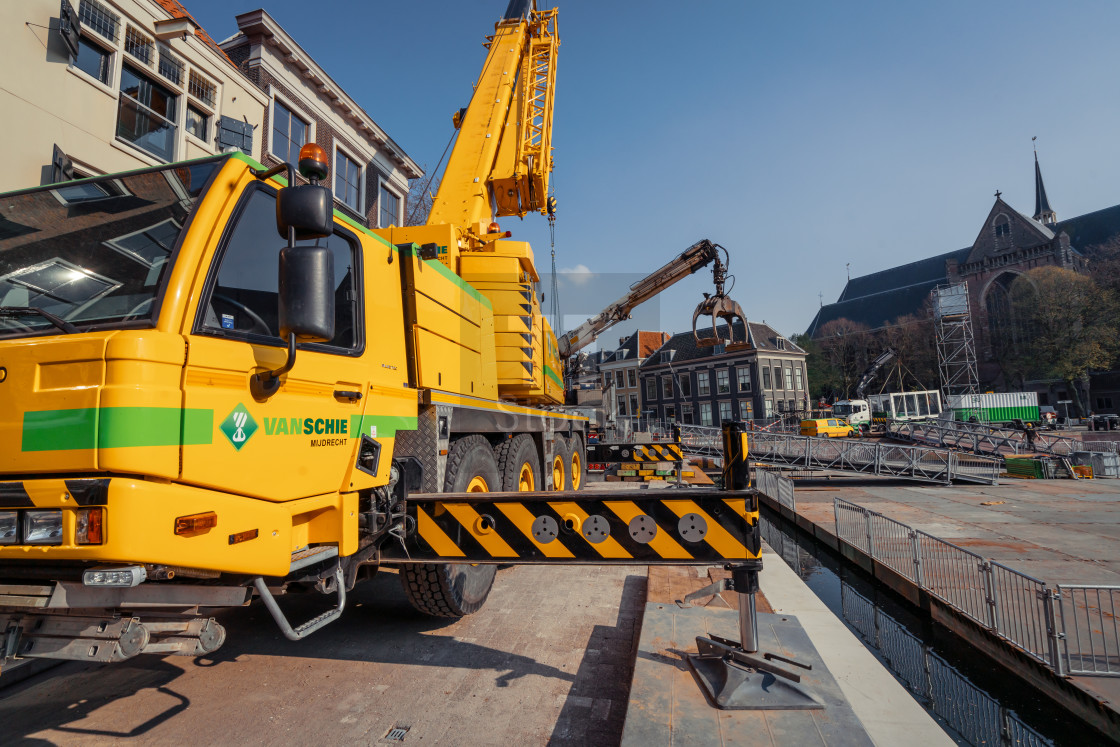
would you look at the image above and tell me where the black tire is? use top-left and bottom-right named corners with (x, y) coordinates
top-left (495, 434), bottom-right (541, 492)
top-left (399, 435), bottom-right (499, 617)
top-left (568, 433), bottom-right (586, 491)
top-left (550, 435), bottom-right (569, 491)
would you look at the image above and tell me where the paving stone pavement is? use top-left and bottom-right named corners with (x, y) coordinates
top-left (0, 565), bottom-right (647, 745)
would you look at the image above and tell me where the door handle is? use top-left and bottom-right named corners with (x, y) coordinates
top-left (334, 390), bottom-right (363, 401)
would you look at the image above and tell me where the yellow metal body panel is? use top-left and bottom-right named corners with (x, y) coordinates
top-left (0, 478), bottom-right (355, 576)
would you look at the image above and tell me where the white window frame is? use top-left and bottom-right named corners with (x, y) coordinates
top-left (716, 369), bottom-right (730, 394)
top-left (700, 402), bottom-right (713, 427)
top-left (268, 90), bottom-right (315, 166)
top-left (736, 366), bottom-right (751, 392)
top-left (718, 400), bottom-right (732, 423)
top-left (697, 371), bottom-right (710, 396)
top-left (378, 178), bottom-right (403, 228)
top-left (333, 145), bottom-right (364, 212)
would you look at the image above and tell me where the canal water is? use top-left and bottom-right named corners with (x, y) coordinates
top-left (759, 506), bottom-right (1102, 746)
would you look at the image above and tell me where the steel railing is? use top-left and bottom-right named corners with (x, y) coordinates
top-left (1057, 585), bottom-right (1120, 676)
top-left (1078, 440), bottom-right (1120, 453)
top-left (831, 496), bottom-right (1120, 677)
top-left (888, 419), bottom-right (1078, 457)
top-left (838, 582), bottom-right (1052, 746)
top-left (754, 469), bottom-right (795, 513)
top-left (748, 431), bottom-right (1001, 485)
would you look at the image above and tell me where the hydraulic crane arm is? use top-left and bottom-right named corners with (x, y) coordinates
top-left (854, 348), bottom-right (896, 399)
top-left (428, 0), bottom-right (558, 235)
top-left (557, 240), bottom-right (726, 358)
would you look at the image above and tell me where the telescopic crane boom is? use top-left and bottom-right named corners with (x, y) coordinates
top-left (855, 348), bottom-right (896, 399)
top-left (558, 240), bottom-right (750, 358)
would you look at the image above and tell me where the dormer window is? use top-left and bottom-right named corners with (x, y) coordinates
top-left (776, 337), bottom-right (786, 350)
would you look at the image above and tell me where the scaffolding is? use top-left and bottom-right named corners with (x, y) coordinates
top-left (932, 283), bottom-right (979, 400)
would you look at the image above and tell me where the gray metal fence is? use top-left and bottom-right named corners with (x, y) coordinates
top-left (840, 583), bottom-right (1052, 746)
top-left (754, 469), bottom-right (795, 513)
top-left (832, 497), bottom-right (1120, 677)
top-left (888, 419), bottom-right (1078, 457)
top-left (1057, 585), bottom-right (1120, 676)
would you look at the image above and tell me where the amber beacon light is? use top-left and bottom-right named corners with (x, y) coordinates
top-left (298, 143), bottom-right (329, 182)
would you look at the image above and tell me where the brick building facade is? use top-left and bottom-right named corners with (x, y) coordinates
top-left (639, 321), bottom-right (809, 425)
top-left (220, 10), bottom-right (421, 229)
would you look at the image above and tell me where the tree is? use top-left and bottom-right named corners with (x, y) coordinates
top-left (405, 172), bottom-right (440, 227)
top-left (1007, 267), bottom-right (1119, 416)
top-left (815, 318), bottom-right (872, 399)
top-left (791, 333), bottom-right (837, 401)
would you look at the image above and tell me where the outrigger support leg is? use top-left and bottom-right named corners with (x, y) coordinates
top-left (681, 421), bottom-right (823, 710)
top-left (685, 560), bottom-right (823, 710)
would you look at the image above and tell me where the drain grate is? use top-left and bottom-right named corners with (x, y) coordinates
top-left (383, 725), bottom-right (410, 742)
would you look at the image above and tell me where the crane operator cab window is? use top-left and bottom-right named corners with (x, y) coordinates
top-left (196, 185), bottom-right (362, 352)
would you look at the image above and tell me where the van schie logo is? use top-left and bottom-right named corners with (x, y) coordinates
top-left (220, 403), bottom-right (258, 451)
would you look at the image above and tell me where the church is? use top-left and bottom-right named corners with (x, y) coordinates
top-left (805, 153), bottom-right (1120, 412)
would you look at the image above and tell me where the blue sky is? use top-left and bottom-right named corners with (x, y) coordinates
top-left (189, 0), bottom-right (1120, 346)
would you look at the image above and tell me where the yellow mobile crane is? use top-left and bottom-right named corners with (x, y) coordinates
top-left (0, 0), bottom-right (760, 671)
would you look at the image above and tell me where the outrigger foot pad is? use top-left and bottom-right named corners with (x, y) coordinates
top-left (687, 635), bottom-right (824, 711)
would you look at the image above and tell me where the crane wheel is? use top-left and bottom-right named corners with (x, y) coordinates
top-left (496, 434), bottom-right (540, 492)
top-left (551, 435), bottom-right (568, 491)
top-left (568, 433), bottom-right (585, 492)
top-left (399, 435), bottom-right (498, 617)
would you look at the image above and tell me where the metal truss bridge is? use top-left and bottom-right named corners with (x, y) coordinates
top-left (677, 425), bottom-right (1002, 485)
top-left (886, 419), bottom-right (1078, 457)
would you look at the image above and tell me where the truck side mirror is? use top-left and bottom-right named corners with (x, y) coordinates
top-left (276, 184), bottom-right (333, 241)
top-left (279, 245), bottom-right (334, 343)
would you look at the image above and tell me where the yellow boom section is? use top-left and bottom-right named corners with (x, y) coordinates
top-left (428, 7), bottom-right (558, 234)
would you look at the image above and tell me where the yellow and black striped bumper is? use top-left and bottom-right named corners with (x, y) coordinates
top-left (383, 490), bottom-right (760, 564)
top-left (632, 444), bottom-right (684, 462)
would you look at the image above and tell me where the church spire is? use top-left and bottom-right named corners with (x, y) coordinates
top-left (1033, 138), bottom-right (1056, 225)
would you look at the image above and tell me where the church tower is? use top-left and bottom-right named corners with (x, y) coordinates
top-left (1033, 145), bottom-right (1057, 225)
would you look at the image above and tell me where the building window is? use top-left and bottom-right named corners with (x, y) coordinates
top-left (662, 375), bottom-right (673, 398)
top-left (777, 400), bottom-right (785, 413)
top-left (618, 396), bottom-right (627, 416)
top-left (736, 366), bottom-right (751, 392)
top-left (272, 99), bottom-right (308, 167)
top-left (1097, 397), bottom-right (1114, 410)
top-left (773, 366), bottom-right (782, 390)
top-left (186, 104), bottom-right (209, 141)
top-left (645, 377), bottom-right (657, 400)
top-left (716, 369), bottom-right (730, 394)
top-left (630, 393), bottom-right (639, 415)
top-left (616, 370), bottom-right (625, 388)
top-left (739, 399), bottom-right (752, 419)
top-left (628, 369), bottom-right (636, 388)
top-left (604, 372), bottom-right (611, 388)
top-left (995, 221), bottom-right (1010, 237)
top-left (379, 185), bottom-right (400, 228)
top-left (80, 0), bottom-right (120, 43)
top-left (776, 337), bottom-right (786, 350)
top-left (157, 46), bottom-right (184, 85)
top-left (664, 405), bottom-right (675, 421)
top-left (679, 373), bottom-right (691, 397)
top-left (762, 367), bottom-right (771, 389)
top-left (764, 398), bottom-right (773, 417)
top-left (335, 150), bottom-right (362, 211)
top-left (784, 367), bottom-right (793, 390)
top-left (682, 405), bottom-right (694, 424)
top-left (74, 35), bottom-right (111, 84)
top-left (788, 399), bottom-right (796, 413)
top-left (719, 401), bottom-right (732, 423)
top-left (188, 70), bottom-right (216, 108)
top-left (117, 64), bottom-right (177, 161)
top-left (794, 367), bottom-right (803, 390)
top-left (700, 402), bottom-right (712, 426)
top-left (697, 371), bottom-right (710, 396)
top-left (124, 25), bottom-right (153, 65)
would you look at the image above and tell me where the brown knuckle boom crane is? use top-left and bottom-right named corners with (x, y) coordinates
top-left (0, 0), bottom-right (771, 696)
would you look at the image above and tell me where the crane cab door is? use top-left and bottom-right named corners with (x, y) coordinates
top-left (179, 183), bottom-right (372, 502)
